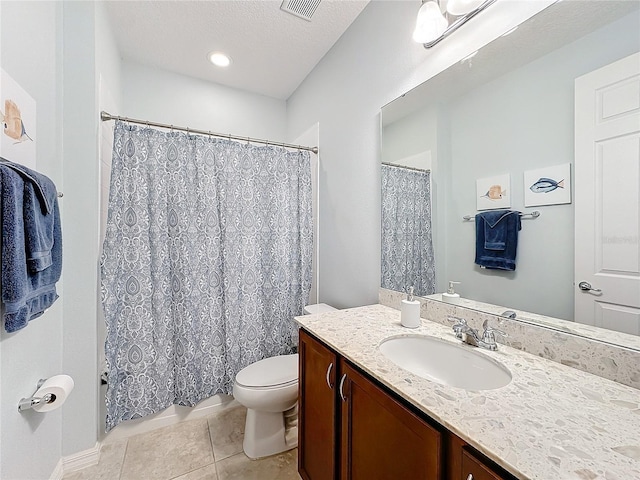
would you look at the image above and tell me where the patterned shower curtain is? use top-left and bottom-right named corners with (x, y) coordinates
top-left (381, 164), bottom-right (435, 297)
top-left (101, 121), bottom-right (312, 430)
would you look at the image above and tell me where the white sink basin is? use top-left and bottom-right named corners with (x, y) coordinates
top-left (379, 335), bottom-right (512, 391)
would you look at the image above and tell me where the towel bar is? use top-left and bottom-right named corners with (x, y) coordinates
top-left (463, 211), bottom-right (540, 221)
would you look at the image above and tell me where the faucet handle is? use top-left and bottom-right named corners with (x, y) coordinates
top-left (449, 316), bottom-right (467, 338)
top-left (481, 319), bottom-right (507, 346)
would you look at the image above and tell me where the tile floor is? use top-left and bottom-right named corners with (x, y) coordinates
top-left (63, 405), bottom-right (301, 480)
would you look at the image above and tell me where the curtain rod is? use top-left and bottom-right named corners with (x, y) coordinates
top-left (100, 111), bottom-right (319, 155)
top-left (381, 162), bottom-right (430, 173)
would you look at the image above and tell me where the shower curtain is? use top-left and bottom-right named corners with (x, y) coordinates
top-left (381, 164), bottom-right (435, 297)
top-left (101, 121), bottom-right (312, 430)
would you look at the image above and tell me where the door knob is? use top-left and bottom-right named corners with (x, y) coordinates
top-left (578, 281), bottom-right (602, 293)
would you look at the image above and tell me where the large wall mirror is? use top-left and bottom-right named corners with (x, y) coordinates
top-left (381, 0), bottom-right (640, 350)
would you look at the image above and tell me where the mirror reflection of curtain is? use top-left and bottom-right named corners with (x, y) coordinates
top-left (381, 164), bottom-right (435, 297)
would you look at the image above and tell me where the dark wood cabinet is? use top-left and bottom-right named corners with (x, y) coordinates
top-left (339, 361), bottom-right (442, 480)
top-left (445, 429), bottom-right (518, 480)
top-left (299, 328), bottom-right (339, 480)
top-left (299, 329), bottom-right (441, 479)
top-left (299, 328), bottom-right (520, 480)
top-left (461, 449), bottom-right (505, 480)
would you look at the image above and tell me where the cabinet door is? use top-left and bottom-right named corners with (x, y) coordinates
top-left (340, 360), bottom-right (442, 480)
top-left (299, 329), bottom-right (339, 480)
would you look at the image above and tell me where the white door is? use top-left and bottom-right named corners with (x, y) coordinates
top-left (574, 52), bottom-right (640, 335)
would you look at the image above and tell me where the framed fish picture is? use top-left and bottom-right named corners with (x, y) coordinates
top-left (476, 174), bottom-right (510, 210)
top-left (524, 163), bottom-right (571, 207)
top-left (0, 69), bottom-right (37, 169)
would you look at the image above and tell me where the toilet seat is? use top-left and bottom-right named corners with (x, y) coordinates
top-left (235, 354), bottom-right (298, 389)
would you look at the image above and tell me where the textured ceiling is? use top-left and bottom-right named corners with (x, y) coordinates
top-left (104, 0), bottom-right (370, 100)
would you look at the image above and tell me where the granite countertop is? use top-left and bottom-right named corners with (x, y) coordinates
top-left (294, 304), bottom-right (640, 480)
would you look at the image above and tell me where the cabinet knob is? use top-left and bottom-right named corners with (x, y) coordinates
top-left (339, 374), bottom-right (348, 402)
top-left (466, 474), bottom-right (474, 480)
top-left (326, 363), bottom-right (334, 389)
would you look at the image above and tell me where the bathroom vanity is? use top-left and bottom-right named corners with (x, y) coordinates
top-left (295, 305), bottom-right (640, 480)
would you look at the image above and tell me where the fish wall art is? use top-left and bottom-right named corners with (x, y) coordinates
top-left (530, 177), bottom-right (564, 193)
top-left (0, 69), bottom-right (37, 169)
top-left (524, 163), bottom-right (571, 206)
top-left (476, 174), bottom-right (511, 210)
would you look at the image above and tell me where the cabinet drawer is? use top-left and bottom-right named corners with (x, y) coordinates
top-left (461, 447), bottom-right (514, 480)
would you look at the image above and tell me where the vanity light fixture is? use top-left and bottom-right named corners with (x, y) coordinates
top-left (208, 51), bottom-right (232, 68)
top-left (413, 0), bottom-right (497, 48)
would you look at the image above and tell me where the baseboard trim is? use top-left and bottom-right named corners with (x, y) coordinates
top-left (49, 459), bottom-right (64, 480)
top-left (61, 442), bottom-right (100, 474)
top-left (50, 396), bottom-right (235, 478)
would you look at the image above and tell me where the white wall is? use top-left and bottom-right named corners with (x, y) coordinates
top-left (0, 2), bottom-right (65, 478)
top-left (286, 0), bottom-right (554, 309)
top-left (95, 0), bottom-right (123, 442)
top-left (61, 0), bottom-right (100, 459)
top-left (120, 60), bottom-right (287, 141)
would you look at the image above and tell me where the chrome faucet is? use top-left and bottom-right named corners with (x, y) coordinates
top-left (449, 317), bottom-right (506, 351)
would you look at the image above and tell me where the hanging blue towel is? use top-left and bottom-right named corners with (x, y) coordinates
top-left (475, 210), bottom-right (521, 271)
top-left (1, 160), bottom-right (62, 333)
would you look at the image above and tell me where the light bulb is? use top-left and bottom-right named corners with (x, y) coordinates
top-left (208, 52), bottom-right (231, 68)
top-left (412, 1), bottom-right (448, 44)
top-left (446, 0), bottom-right (484, 16)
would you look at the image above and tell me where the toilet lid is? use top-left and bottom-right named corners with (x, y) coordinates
top-left (304, 303), bottom-right (336, 315)
top-left (236, 354), bottom-right (298, 388)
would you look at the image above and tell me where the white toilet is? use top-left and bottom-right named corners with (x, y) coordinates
top-left (233, 303), bottom-right (336, 459)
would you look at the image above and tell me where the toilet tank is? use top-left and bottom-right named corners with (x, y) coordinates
top-left (303, 303), bottom-right (336, 315)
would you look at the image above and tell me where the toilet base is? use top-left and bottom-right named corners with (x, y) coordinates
top-left (242, 406), bottom-right (298, 459)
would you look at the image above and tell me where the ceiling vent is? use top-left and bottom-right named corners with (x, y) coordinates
top-left (280, 0), bottom-right (322, 21)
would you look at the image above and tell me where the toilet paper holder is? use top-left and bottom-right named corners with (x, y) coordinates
top-left (18, 379), bottom-right (55, 412)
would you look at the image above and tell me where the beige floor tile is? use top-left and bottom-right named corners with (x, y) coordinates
top-left (62, 440), bottom-right (127, 480)
top-left (215, 449), bottom-right (300, 480)
top-left (172, 463), bottom-right (218, 480)
top-left (207, 406), bottom-right (246, 461)
top-left (120, 418), bottom-right (214, 480)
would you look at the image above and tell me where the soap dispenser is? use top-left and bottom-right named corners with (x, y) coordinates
top-left (401, 287), bottom-right (421, 328)
top-left (442, 281), bottom-right (461, 305)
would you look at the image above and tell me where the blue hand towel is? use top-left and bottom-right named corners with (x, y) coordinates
top-left (1, 159), bottom-right (58, 272)
top-left (1, 161), bottom-right (62, 333)
top-left (475, 210), bottom-right (521, 271)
